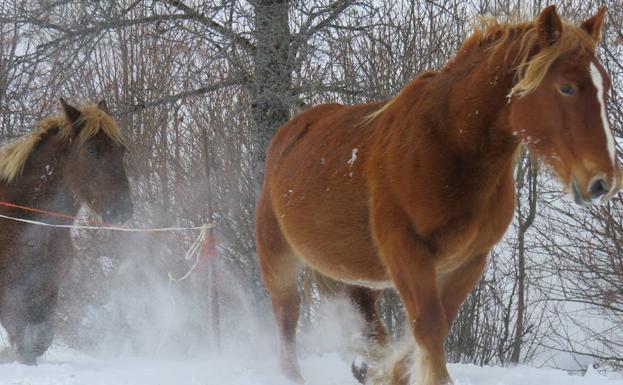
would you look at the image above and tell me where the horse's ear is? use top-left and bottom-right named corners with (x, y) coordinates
top-left (97, 99), bottom-right (110, 114)
top-left (536, 5), bottom-right (562, 47)
top-left (60, 97), bottom-right (81, 123)
top-left (581, 6), bottom-right (606, 42)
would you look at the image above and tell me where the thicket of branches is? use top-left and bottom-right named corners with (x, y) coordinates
top-left (1, 0), bottom-right (621, 373)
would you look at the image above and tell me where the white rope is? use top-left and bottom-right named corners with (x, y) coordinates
top-left (0, 212), bottom-right (213, 232)
top-left (168, 224), bottom-right (210, 282)
top-left (0, 210), bottom-right (217, 356)
top-left (157, 224), bottom-right (212, 355)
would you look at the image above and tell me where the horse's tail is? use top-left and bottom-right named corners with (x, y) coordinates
top-left (301, 267), bottom-right (345, 305)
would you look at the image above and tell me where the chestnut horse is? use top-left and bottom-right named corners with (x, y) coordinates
top-left (256, 5), bottom-right (621, 385)
top-left (0, 99), bottom-right (132, 364)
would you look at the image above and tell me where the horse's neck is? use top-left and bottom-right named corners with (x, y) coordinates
top-left (387, 48), bottom-right (522, 202)
top-left (445, 48), bottom-right (520, 176)
top-left (448, 48), bottom-right (517, 136)
top-left (10, 137), bottom-right (79, 220)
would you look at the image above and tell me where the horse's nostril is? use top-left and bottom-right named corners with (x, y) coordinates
top-left (589, 177), bottom-right (609, 200)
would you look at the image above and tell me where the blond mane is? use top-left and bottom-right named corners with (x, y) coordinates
top-left (0, 105), bottom-right (124, 182)
top-left (364, 13), bottom-right (598, 123)
top-left (477, 17), bottom-right (597, 97)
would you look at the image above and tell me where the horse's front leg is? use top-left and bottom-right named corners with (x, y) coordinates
top-left (1, 279), bottom-right (59, 364)
top-left (439, 253), bottom-right (488, 330)
top-left (371, 211), bottom-right (451, 385)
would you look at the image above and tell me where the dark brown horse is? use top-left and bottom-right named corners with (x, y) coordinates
top-left (0, 99), bottom-right (132, 364)
top-left (256, 6), bottom-right (621, 385)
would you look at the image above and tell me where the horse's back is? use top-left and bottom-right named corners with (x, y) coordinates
top-left (258, 101), bottom-right (390, 285)
top-left (265, 103), bottom-right (356, 171)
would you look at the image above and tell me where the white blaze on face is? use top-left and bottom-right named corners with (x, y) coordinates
top-left (589, 62), bottom-right (616, 165)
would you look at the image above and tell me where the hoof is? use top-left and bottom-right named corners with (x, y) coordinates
top-left (280, 360), bottom-right (304, 384)
top-left (0, 347), bottom-right (16, 364)
top-left (284, 370), bottom-right (304, 384)
top-left (16, 355), bottom-right (37, 365)
top-left (351, 356), bottom-right (368, 384)
top-left (0, 347), bottom-right (34, 365)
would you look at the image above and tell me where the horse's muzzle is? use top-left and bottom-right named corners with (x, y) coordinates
top-left (588, 176), bottom-right (609, 201)
top-left (103, 200), bottom-right (133, 225)
top-left (572, 176), bottom-right (616, 206)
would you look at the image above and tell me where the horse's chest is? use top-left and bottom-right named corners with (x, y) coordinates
top-left (0, 226), bottom-right (73, 281)
top-left (436, 185), bottom-right (515, 272)
top-left (474, 198), bottom-right (515, 249)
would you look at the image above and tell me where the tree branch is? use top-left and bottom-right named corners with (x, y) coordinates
top-left (11, 14), bottom-right (199, 60)
top-left (160, 0), bottom-right (255, 53)
top-left (290, 0), bottom-right (359, 70)
top-left (116, 79), bottom-right (244, 116)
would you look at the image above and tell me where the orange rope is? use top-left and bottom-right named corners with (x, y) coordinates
top-left (0, 201), bottom-right (82, 221)
top-left (0, 200), bottom-right (218, 261)
top-left (0, 201), bottom-right (211, 236)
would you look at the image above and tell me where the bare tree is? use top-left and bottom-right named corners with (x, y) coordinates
top-left (1, 0), bottom-right (622, 372)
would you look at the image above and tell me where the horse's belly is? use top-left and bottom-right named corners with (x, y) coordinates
top-left (288, 228), bottom-right (389, 285)
top-left (274, 187), bottom-right (389, 285)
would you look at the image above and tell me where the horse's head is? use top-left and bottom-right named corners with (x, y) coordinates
top-left (509, 6), bottom-right (621, 206)
top-left (60, 98), bottom-right (133, 224)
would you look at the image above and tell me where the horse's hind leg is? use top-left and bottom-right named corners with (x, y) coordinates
top-left (347, 286), bottom-right (389, 384)
top-left (348, 286), bottom-right (388, 347)
top-left (256, 195), bottom-right (303, 383)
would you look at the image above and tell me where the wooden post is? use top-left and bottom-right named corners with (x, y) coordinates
top-left (204, 226), bottom-right (221, 351)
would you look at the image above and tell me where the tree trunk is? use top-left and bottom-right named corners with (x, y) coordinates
top-left (251, 0), bottom-right (292, 190)
top-left (510, 158), bottom-right (538, 363)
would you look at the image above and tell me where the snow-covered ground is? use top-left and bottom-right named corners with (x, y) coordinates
top-left (0, 270), bottom-right (618, 385)
top-left (0, 347), bottom-right (621, 385)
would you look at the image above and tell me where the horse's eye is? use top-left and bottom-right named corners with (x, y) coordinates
top-left (87, 145), bottom-right (98, 157)
top-left (559, 84), bottom-right (575, 96)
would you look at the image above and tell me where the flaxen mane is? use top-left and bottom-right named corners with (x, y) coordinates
top-left (0, 105), bottom-right (123, 182)
top-left (365, 15), bottom-right (598, 123)
top-left (475, 17), bottom-right (597, 96)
